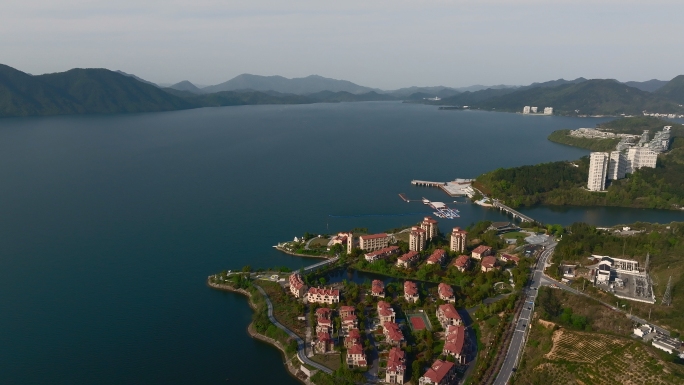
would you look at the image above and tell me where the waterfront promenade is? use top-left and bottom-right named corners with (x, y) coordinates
top-left (253, 285), bottom-right (334, 374)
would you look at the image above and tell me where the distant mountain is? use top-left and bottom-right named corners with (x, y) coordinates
top-left (454, 84), bottom-right (517, 92)
top-left (114, 70), bottom-right (159, 87)
top-left (432, 78), bottom-right (587, 107)
top-left (305, 90), bottom-right (396, 102)
top-left (0, 64), bottom-right (192, 117)
top-left (476, 79), bottom-right (683, 115)
top-left (623, 79), bottom-right (668, 93)
top-left (386, 86), bottom-right (461, 99)
top-left (201, 74), bottom-right (378, 95)
top-left (169, 80), bottom-right (203, 94)
top-left (654, 75), bottom-right (684, 104)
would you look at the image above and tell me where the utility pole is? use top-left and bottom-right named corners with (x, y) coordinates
top-left (663, 276), bottom-right (673, 306)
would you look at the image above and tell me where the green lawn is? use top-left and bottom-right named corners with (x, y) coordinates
top-left (310, 353), bottom-right (342, 371)
top-left (502, 231), bottom-right (528, 239)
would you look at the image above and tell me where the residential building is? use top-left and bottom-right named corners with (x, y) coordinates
top-left (471, 245), bottom-right (492, 260)
top-left (383, 321), bottom-right (405, 345)
top-left (359, 233), bottom-right (390, 251)
top-left (344, 328), bottom-right (362, 348)
top-left (443, 325), bottom-right (466, 364)
top-left (419, 359), bottom-right (457, 385)
top-left (626, 147), bottom-right (658, 173)
top-left (438, 283), bottom-right (455, 303)
top-left (404, 281), bottom-right (419, 303)
top-left (330, 232), bottom-right (351, 246)
top-left (315, 332), bottom-right (332, 353)
top-left (307, 287), bottom-right (340, 304)
top-left (378, 301), bottom-right (396, 323)
top-left (342, 314), bottom-right (358, 332)
top-left (426, 249), bottom-right (447, 265)
top-left (386, 347), bottom-right (406, 384)
top-left (396, 251), bottom-right (420, 268)
top-left (450, 227), bottom-right (467, 253)
top-left (436, 303), bottom-right (462, 329)
top-left (346, 343), bottom-right (367, 367)
top-left (453, 255), bottom-right (470, 272)
top-left (481, 256), bottom-right (498, 272)
top-left (499, 253), bottom-right (520, 265)
top-left (608, 151), bottom-right (627, 180)
top-left (371, 279), bottom-right (385, 298)
top-left (365, 246), bottom-right (400, 262)
top-left (543, 107), bottom-right (553, 115)
top-left (421, 216), bottom-right (439, 240)
top-left (588, 152), bottom-right (609, 191)
top-left (409, 227), bottom-right (427, 252)
top-left (339, 306), bottom-right (355, 318)
top-left (315, 308), bottom-right (333, 333)
top-left (289, 273), bottom-right (308, 298)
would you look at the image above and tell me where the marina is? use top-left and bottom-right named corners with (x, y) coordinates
top-left (411, 178), bottom-right (476, 197)
top-left (422, 198), bottom-right (460, 219)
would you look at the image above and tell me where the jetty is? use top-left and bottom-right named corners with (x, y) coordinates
top-left (411, 180), bottom-right (446, 187)
top-left (492, 200), bottom-right (536, 223)
top-left (411, 179), bottom-right (475, 197)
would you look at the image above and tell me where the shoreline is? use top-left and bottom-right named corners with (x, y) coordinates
top-left (274, 246), bottom-right (331, 260)
top-left (207, 281), bottom-right (315, 385)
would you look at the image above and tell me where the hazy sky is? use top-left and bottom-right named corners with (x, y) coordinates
top-left (1, 0), bottom-right (682, 89)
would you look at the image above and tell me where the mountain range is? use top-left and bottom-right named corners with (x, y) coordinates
top-left (1, 62), bottom-right (684, 118)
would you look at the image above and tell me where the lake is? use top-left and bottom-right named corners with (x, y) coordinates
top-left (0, 102), bottom-right (680, 384)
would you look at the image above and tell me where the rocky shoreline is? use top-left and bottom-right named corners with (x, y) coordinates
top-left (207, 280), bottom-right (315, 385)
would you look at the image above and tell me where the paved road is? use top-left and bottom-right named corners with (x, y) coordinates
top-left (254, 285), bottom-right (333, 374)
top-left (493, 242), bottom-right (556, 385)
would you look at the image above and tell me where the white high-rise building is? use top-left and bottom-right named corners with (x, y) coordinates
top-left (588, 152), bottom-right (609, 191)
top-left (522, 106), bottom-right (531, 114)
top-left (543, 107), bottom-right (553, 115)
top-left (626, 147), bottom-right (658, 174)
top-left (607, 151), bottom-right (627, 180)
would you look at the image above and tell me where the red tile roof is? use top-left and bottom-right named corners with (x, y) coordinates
top-left (501, 253), bottom-right (520, 263)
top-left (472, 245), bottom-right (492, 255)
top-left (438, 304), bottom-right (461, 321)
top-left (404, 281), bottom-right (418, 296)
top-left (359, 233), bottom-right (388, 240)
top-left (453, 255), bottom-right (469, 268)
top-left (347, 329), bottom-right (361, 339)
top-left (452, 227), bottom-right (467, 234)
top-left (308, 287), bottom-right (340, 297)
top-left (445, 325), bottom-right (465, 355)
top-left (423, 217), bottom-right (438, 224)
top-left (398, 251), bottom-right (420, 262)
top-left (383, 322), bottom-right (404, 342)
top-left (340, 305), bottom-right (355, 314)
top-left (317, 332), bottom-right (332, 341)
top-left (289, 273), bottom-right (306, 289)
top-left (422, 360), bottom-right (455, 384)
top-left (481, 255), bottom-right (497, 269)
top-left (427, 249), bottom-right (447, 264)
top-left (348, 343), bottom-right (364, 355)
top-left (387, 347), bottom-right (406, 372)
top-left (365, 246), bottom-right (400, 258)
top-left (438, 283), bottom-right (454, 298)
top-left (372, 279), bottom-right (385, 294)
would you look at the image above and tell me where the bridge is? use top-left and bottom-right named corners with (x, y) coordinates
top-left (411, 180), bottom-right (446, 187)
top-left (492, 200), bottom-right (536, 223)
top-left (295, 256), bottom-right (339, 275)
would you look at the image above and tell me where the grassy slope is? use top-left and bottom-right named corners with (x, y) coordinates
top-left (513, 288), bottom-right (684, 385)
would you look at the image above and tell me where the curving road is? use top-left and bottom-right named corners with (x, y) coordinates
top-left (493, 242), bottom-right (556, 385)
top-left (254, 285), bottom-right (333, 374)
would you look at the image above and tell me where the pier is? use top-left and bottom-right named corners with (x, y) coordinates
top-left (492, 200), bottom-right (536, 223)
top-left (411, 180), bottom-right (446, 187)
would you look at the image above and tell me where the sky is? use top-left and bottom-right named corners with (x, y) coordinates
top-left (1, 0), bottom-right (683, 89)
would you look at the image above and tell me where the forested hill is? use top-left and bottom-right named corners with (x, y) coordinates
top-left (655, 75), bottom-right (684, 104)
top-left (0, 64), bottom-right (193, 117)
top-left (478, 79), bottom-right (684, 115)
top-left (427, 79), bottom-right (684, 116)
top-left (476, 134), bottom-right (684, 210)
top-left (0, 64), bottom-right (397, 118)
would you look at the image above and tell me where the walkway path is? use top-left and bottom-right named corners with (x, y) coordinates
top-left (254, 285), bottom-right (333, 374)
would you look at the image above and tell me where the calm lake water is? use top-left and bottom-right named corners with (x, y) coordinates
top-left (0, 102), bottom-right (681, 384)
